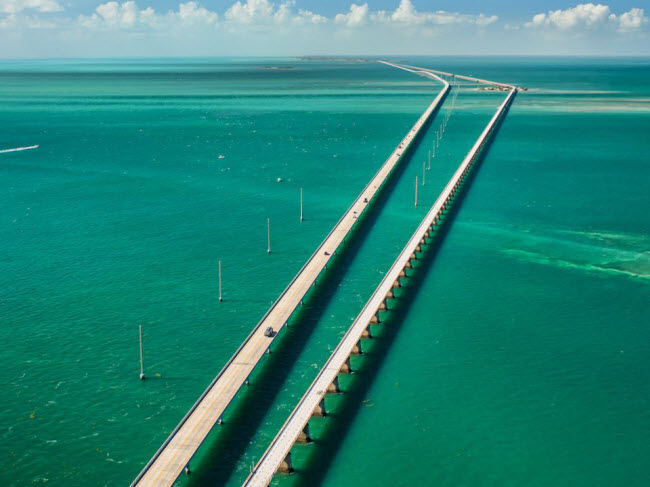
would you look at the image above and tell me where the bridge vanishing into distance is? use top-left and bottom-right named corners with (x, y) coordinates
top-left (131, 61), bottom-right (517, 487)
top-left (131, 66), bottom-right (450, 487)
top-left (243, 65), bottom-right (516, 485)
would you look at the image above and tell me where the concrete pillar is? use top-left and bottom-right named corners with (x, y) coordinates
top-left (386, 290), bottom-right (394, 299)
top-left (362, 327), bottom-right (372, 339)
top-left (379, 300), bottom-right (387, 310)
top-left (278, 452), bottom-right (294, 473)
top-left (296, 423), bottom-right (312, 443)
top-left (405, 261), bottom-right (412, 268)
top-left (410, 253), bottom-right (417, 260)
top-left (313, 398), bottom-right (327, 417)
top-left (419, 238), bottom-right (425, 245)
top-left (327, 376), bottom-right (341, 393)
top-left (340, 356), bottom-right (353, 373)
top-left (416, 245), bottom-right (421, 252)
top-left (393, 279), bottom-right (401, 288)
top-left (399, 270), bottom-right (406, 277)
top-left (370, 314), bottom-right (380, 324)
top-left (351, 340), bottom-right (363, 355)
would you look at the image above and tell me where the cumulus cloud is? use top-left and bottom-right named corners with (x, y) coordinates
top-left (618, 8), bottom-right (648, 32)
top-left (0, 0), bottom-right (62, 14)
top-left (3, 0), bottom-right (495, 32)
top-left (78, 1), bottom-right (218, 30)
top-left (335, 0), bottom-right (497, 28)
top-left (225, 0), bottom-right (273, 23)
top-left (335, 3), bottom-right (368, 27)
top-left (224, 0), bottom-right (324, 25)
top-left (73, 0), bottom-right (328, 35)
top-left (526, 3), bottom-right (648, 32)
top-left (79, 1), bottom-right (150, 28)
top-left (4, 0), bottom-right (648, 57)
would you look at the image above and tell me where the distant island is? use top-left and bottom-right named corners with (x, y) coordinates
top-left (297, 56), bottom-right (369, 63)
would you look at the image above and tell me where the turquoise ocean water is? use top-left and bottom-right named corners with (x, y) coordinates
top-left (1, 57), bottom-right (649, 486)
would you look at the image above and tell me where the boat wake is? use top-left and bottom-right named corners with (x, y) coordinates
top-left (0, 145), bottom-right (39, 154)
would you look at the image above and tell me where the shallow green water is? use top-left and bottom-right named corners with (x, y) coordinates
top-left (1, 57), bottom-right (648, 487)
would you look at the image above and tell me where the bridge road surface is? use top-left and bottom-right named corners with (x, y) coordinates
top-left (130, 70), bottom-right (449, 487)
top-left (398, 62), bottom-right (516, 90)
top-left (242, 64), bottom-right (516, 487)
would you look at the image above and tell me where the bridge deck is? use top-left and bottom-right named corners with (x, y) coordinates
top-left (242, 64), bottom-right (516, 487)
top-left (131, 67), bottom-right (449, 487)
top-left (399, 62), bottom-right (515, 89)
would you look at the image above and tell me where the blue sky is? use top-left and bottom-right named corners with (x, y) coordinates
top-left (1, 0), bottom-right (648, 57)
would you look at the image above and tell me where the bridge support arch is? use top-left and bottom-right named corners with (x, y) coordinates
top-left (313, 398), bottom-right (327, 417)
top-left (278, 452), bottom-right (293, 474)
top-left (296, 423), bottom-right (312, 443)
top-left (340, 356), bottom-right (353, 373)
top-left (327, 376), bottom-right (341, 393)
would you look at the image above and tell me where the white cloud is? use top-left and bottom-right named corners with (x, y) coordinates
top-left (295, 8), bottom-right (326, 24)
top-left (73, 0), bottom-right (326, 35)
top-left (618, 8), bottom-right (648, 32)
top-left (3, 0), bottom-right (495, 33)
top-left (526, 3), bottom-right (648, 32)
top-left (3, 0), bottom-right (648, 57)
top-left (475, 14), bottom-right (499, 27)
top-left (225, 0), bottom-right (273, 23)
top-left (224, 0), bottom-right (324, 25)
top-left (78, 1), bottom-right (218, 30)
top-left (335, 3), bottom-right (368, 27)
top-left (335, 0), bottom-right (497, 28)
top-left (0, 0), bottom-right (62, 14)
top-left (390, 0), bottom-right (421, 24)
top-left (175, 2), bottom-right (219, 25)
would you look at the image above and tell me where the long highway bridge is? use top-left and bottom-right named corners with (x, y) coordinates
top-left (242, 64), bottom-right (517, 486)
top-left (131, 66), bottom-right (450, 487)
top-left (131, 61), bottom-right (517, 487)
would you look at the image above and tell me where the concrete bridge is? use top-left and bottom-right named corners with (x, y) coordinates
top-left (130, 67), bottom-right (450, 487)
top-left (241, 63), bottom-right (517, 486)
